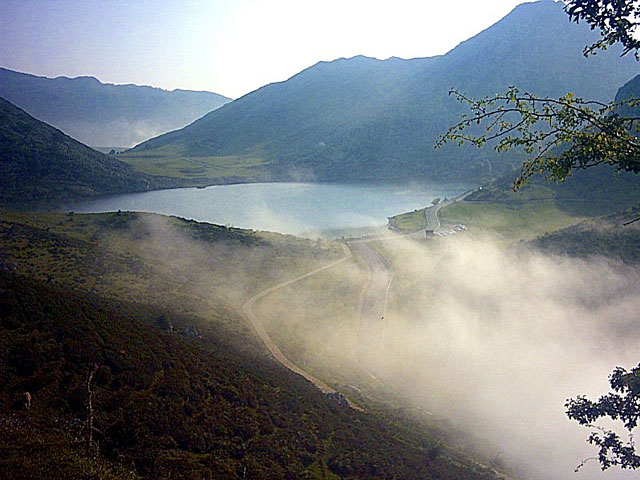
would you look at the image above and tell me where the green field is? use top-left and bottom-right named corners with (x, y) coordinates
top-left (121, 145), bottom-right (269, 183)
top-left (388, 208), bottom-right (428, 233)
top-left (439, 201), bottom-right (589, 243)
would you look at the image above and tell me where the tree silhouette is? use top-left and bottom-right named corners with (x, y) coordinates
top-left (437, 0), bottom-right (640, 191)
top-left (566, 364), bottom-right (640, 470)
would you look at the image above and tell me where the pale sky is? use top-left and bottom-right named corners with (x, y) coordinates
top-left (1, 0), bottom-right (543, 99)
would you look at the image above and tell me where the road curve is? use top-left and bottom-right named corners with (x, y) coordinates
top-left (241, 244), bottom-right (364, 411)
top-left (424, 189), bottom-right (476, 233)
top-left (240, 189), bottom-right (474, 413)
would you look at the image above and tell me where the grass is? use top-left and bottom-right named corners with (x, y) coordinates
top-left (253, 255), bottom-right (370, 392)
top-left (439, 200), bottom-right (588, 243)
top-left (388, 208), bottom-right (428, 232)
top-left (531, 207), bottom-right (640, 263)
top-left (0, 208), bottom-right (508, 480)
top-left (121, 146), bottom-right (269, 182)
top-left (0, 210), bottom-right (344, 348)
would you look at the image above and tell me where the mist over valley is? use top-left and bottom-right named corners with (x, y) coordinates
top-left (2, 1), bottom-right (640, 478)
top-left (64, 182), bottom-right (473, 237)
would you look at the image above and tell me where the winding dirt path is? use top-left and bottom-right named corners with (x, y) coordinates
top-left (241, 244), bottom-right (364, 411)
top-left (241, 189), bottom-right (474, 411)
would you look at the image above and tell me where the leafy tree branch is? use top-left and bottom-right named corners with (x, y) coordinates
top-left (436, 88), bottom-right (640, 189)
top-left (565, 364), bottom-right (640, 470)
top-left (565, 0), bottom-right (640, 59)
top-left (439, 2), bottom-right (640, 468)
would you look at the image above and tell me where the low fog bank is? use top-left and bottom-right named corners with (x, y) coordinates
top-left (96, 213), bottom-right (342, 315)
top-left (256, 231), bottom-right (640, 480)
top-left (359, 236), bottom-right (640, 480)
top-left (110, 214), bottom-right (639, 479)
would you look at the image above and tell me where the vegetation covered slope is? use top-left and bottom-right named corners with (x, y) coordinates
top-left (0, 211), bottom-right (503, 480)
top-left (127, 0), bottom-right (639, 184)
top-left (0, 67), bottom-right (231, 148)
top-left (531, 208), bottom-right (640, 263)
top-left (466, 163), bottom-right (640, 212)
top-left (0, 97), bottom-right (181, 205)
top-left (448, 71), bottom-right (640, 225)
top-left (615, 73), bottom-right (640, 122)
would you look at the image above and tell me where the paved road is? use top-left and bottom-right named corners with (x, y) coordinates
top-left (424, 189), bottom-right (476, 233)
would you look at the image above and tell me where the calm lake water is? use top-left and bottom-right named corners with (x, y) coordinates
top-left (68, 182), bottom-right (472, 237)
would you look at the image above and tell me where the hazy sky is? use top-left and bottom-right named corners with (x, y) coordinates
top-left (1, 0), bottom-right (539, 98)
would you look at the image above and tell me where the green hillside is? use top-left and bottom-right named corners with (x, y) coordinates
top-left (531, 208), bottom-right (640, 263)
top-left (0, 68), bottom-right (231, 148)
top-left (0, 97), bottom-right (184, 205)
top-left (0, 211), bottom-right (504, 479)
top-left (441, 71), bottom-right (640, 235)
top-left (126, 0), bottom-right (639, 185)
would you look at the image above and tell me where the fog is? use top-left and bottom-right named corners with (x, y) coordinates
top-left (254, 233), bottom-right (640, 480)
top-left (362, 236), bottom-right (640, 479)
top-left (116, 215), bottom-right (640, 479)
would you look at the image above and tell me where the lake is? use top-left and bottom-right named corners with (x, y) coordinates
top-left (68, 182), bottom-right (473, 237)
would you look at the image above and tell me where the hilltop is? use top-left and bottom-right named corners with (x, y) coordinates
top-left (0, 97), bottom-right (180, 205)
top-left (0, 68), bottom-right (231, 148)
top-left (127, 0), bottom-right (638, 185)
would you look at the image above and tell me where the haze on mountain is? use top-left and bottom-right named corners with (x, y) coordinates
top-left (0, 68), bottom-right (231, 149)
top-left (129, 0), bottom-right (639, 185)
top-left (462, 72), bottom-right (640, 213)
top-left (0, 97), bottom-right (175, 204)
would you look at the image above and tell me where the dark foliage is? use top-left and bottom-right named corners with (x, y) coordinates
top-left (566, 364), bottom-right (640, 470)
top-left (532, 207), bottom-right (640, 263)
top-left (0, 97), bottom-right (181, 205)
top-left (0, 270), bottom-right (500, 479)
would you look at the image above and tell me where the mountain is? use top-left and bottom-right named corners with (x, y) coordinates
top-left (0, 68), bottom-right (231, 148)
top-left (462, 71), bottom-right (640, 216)
top-left (615, 73), bottom-right (640, 119)
top-left (128, 0), bottom-right (639, 185)
top-left (0, 97), bottom-right (176, 204)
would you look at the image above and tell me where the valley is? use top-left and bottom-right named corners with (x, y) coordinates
top-left (0, 209), bottom-right (519, 479)
top-left (2, 160), bottom-right (639, 479)
top-left (122, 1), bottom-right (638, 187)
top-left (2, 0), bottom-right (640, 477)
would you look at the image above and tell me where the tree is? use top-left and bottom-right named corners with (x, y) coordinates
top-left (565, 0), bottom-right (640, 59)
top-left (565, 364), bottom-right (640, 470)
top-left (438, 0), bottom-right (640, 470)
top-left (437, 0), bottom-right (640, 191)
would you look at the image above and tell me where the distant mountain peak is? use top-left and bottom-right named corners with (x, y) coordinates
top-left (0, 68), bottom-right (231, 147)
top-left (0, 97), bottom-right (167, 203)
top-left (129, 0), bottom-right (638, 186)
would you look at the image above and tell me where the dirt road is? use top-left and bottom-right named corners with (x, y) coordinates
top-left (241, 244), bottom-right (364, 410)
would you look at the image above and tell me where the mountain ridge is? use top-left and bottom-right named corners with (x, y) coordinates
top-left (0, 97), bottom-right (180, 204)
top-left (0, 68), bottom-right (231, 148)
top-left (127, 0), bottom-right (639, 185)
